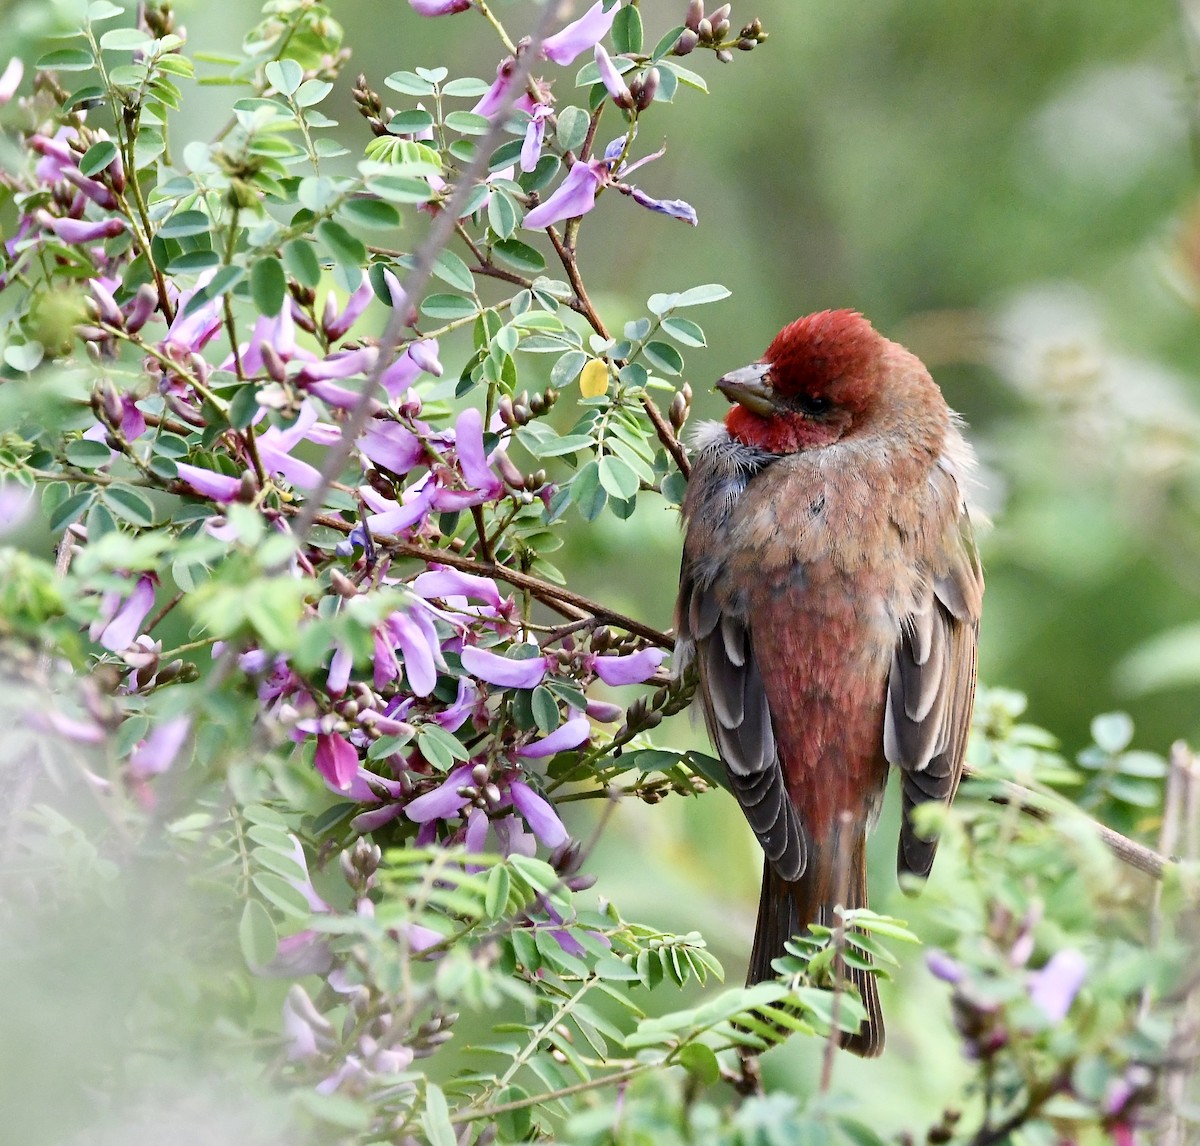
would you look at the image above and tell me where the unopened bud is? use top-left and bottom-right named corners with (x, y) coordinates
top-left (696, 17), bottom-right (712, 40)
top-left (260, 341), bottom-right (286, 383)
top-left (669, 390), bottom-right (688, 430)
top-left (633, 67), bottom-right (659, 111)
top-left (740, 18), bottom-right (763, 37)
top-left (497, 394), bottom-right (516, 428)
top-left (493, 449), bottom-right (526, 490)
top-left (685, 0), bottom-right (704, 31)
top-left (124, 284), bottom-right (159, 333)
top-left (673, 28), bottom-right (698, 55)
top-left (98, 378), bottom-right (124, 425)
top-left (737, 37), bottom-right (756, 51)
top-left (366, 468), bottom-right (396, 499)
top-left (236, 472), bottom-right (258, 503)
top-left (716, 47), bottom-right (733, 62)
top-left (330, 568), bottom-right (358, 598)
top-left (483, 782), bottom-right (502, 807)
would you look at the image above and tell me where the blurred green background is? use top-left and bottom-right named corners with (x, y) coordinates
top-left (6, 0), bottom-right (1200, 1131)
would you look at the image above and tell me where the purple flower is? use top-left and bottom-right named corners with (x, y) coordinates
top-left (315, 731), bottom-right (359, 792)
top-left (523, 160), bottom-right (607, 229)
top-left (510, 779), bottom-right (569, 847)
top-left (925, 948), bottom-right (964, 984)
top-left (90, 573), bottom-right (156, 651)
top-left (594, 44), bottom-right (632, 107)
top-left (129, 716), bottom-right (191, 778)
top-left (0, 57), bottom-right (23, 104)
top-left (362, 481), bottom-right (436, 536)
top-left (465, 807), bottom-right (490, 852)
top-left (589, 647), bottom-right (664, 685)
top-left (360, 420), bottom-right (425, 475)
top-left (256, 401), bottom-right (328, 490)
top-left (176, 462), bottom-right (243, 502)
top-left (282, 985), bottom-right (334, 1061)
top-left (408, 0), bottom-right (471, 13)
top-left (627, 187), bottom-right (698, 226)
top-left (542, 1), bottom-right (618, 66)
top-left (517, 715), bottom-right (590, 759)
top-left (585, 698), bottom-right (623, 723)
top-left (521, 104), bottom-right (553, 172)
top-left (451, 407), bottom-right (504, 501)
top-left (385, 607), bottom-right (442, 696)
top-left (473, 57), bottom-right (540, 120)
top-left (412, 567), bottom-right (505, 608)
top-left (297, 346), bottom-right (378, 385)
top-left (460, 645), bottom-right (551, 689)
top-left (1028, 949), bottom-right (1087, 1023)
top-left (408, 339), bottom-right (443, 377)
top-left (405, 763), bottom-right (473, 823)
top-left (327, 643), bottom-right (353, 697)
top-left (37, 212), bottom-right (126, 244)
top-left (322, 278), bottom-right (376, 341)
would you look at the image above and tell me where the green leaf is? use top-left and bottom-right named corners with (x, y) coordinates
top-left (431, 248), bottom-right (475, 292)
top-left (103, 485), bottom-right (155, 526)
top-left (250, 256), bottom-right (286, 316)
top-left (238, 899), bottom-right (277, 967)
top-left (444, 111), bottom-right (490, 136)
top-left (294, 78), bottom-right (332, 107)
top-left (417, 725), bottom-right (469, 770)
top-left (99, 27), bottom-right (151, 51)
top-left (283, 239), bottom-right (321, 288)
top-left (485, 864), bottom-right (511, 918)
top-left (493, 237), bottom-right (546, 275)
top-left (421, 293), bottom-right (477, 321)
top-left (252, 872), bottom-right (312, 917)
top-left (488, 190), bottom-right (518, 240)
top-left (36, 48), bottom-right (95, 71)
top-left (265, 58), bottom-right (303, 97)
top-left (388, 108), bottom-right (435, 134)
top-left (572, 460), bottom-right (606, 521)
top-left (642, 340), bottom-right (684, 375)
top-left (678, 1042), bottom-right (720, 1085)
top-left (79, 140), bottom-right (118, 178)
top-left (555, 106), bottom-right (590, 153)
top-left (48, 490), bottom-right (94, 532)
top-left (531, 685), bottom-right (560, 733)
top-left (65, 439), bottom-right (114, 468)
top-left (1091, 711), bottom-right (1134, 754)
top-left (338, 198), bottom-right (401, 229)
top-left (661, 316), bottom-right (706, 347)
top-left (88, 1), bottom-right (125, 20)
top-left (612, 4), bottom-right (644, 54)
top-left (158, 210), bottom-right (212, 239)
top-left (166, 250), bottom-right (220, 273)
top-left (674, 282), bottom-right (731, 307)
top-left (420, 1083), bottom-right (456, 1146)
top-left (317, 219), bottom-right (366, 270)
top-left (598, 454), bottom-right (640, 500)
top-left (650, 25), bottom-right (688, 63)
top-left (385, 70), bottom-right (435, 96)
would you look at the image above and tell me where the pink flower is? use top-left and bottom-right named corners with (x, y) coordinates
top-left (322, 277), bottom-right (376, 341)
top-left (405, 763), bottom-right (473, 823)
top-left (360, 420), bottom-right (425, 475)
top-left (38, 213), bottom-right (126, 244)
top-left (176, 463), bottom-right (243, 502)
top-left (1028, 949), bottom-right (1087, 1023)
top-left (521, 104), bottom-right (553, 172)
top-left (460, 645), bottom-right (551, 689)
top-left (594, 44), bottom-right (632, 108)
top-left (408, 0), bottom-right (470, 13)
top-left (315, 731), bottom-right (359, 792)
top-left (510, 779), bottom-right (569, 846)
top-left (517, 715), bottom-right (590, 759)
top-left (90, 574), bottom-right (156, 652)
top-left (523, 160), bottom-right (607, 229)
top-left (129, 716), bottom-right (191, 778)
top-left (412, 568), bottom-right (505, 608)
top-left (0, 57), bottom-right (23, 104)
top-left (473, 57), bottom-right (540, 120)
top-left (542, 1), bottom-right (618, 66)
top-left (589, 647), bottom-right (665, 685)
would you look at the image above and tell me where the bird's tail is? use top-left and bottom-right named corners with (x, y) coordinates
top-left (747, 831), bottom-right (884, 1057)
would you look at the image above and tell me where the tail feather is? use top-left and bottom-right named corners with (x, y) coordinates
top-left (747, 836), bottom-right (884, 1057)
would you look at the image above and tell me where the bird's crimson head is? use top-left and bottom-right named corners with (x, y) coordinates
top-left (718, 309), bottom-right (893, 453)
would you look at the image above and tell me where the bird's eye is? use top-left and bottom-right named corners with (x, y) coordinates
top-left (796, 394), bottom-right (832, 416)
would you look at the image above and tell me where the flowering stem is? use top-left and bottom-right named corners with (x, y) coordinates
top-left (450, 1062), bottom-right (648, 1125)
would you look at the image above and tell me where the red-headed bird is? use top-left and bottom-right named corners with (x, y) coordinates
top-left (675, 310), bottom-right (983, 1056)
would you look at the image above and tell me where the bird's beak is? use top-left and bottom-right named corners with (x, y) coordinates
top-left (715, 362), bottom-right (777, 416)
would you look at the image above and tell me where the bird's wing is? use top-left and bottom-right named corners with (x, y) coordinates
top-left (677, 568), bottom-right (809, 882)
top-left (884, 503), bottom-right (983, 879)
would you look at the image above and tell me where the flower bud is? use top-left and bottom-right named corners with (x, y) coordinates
top-left (737, 37), bottom-right (756, 51)
top-left (696, 17), bottom-right (712, 40)
top-left (330, 568), bottom-right (359, 598)
top-left (260, 341), bottom-right (286, 383)
top-left (685, 0), bottom-right (704, 31)
top-left (124, 284), bottom-right (159, 333)
top-left (716, 48), bottom-right (733, 62)
top-left (673, 28), bottom-right (698, 55)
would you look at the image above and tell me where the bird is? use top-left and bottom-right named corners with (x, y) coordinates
top-left (674, 309), bottom-right (983, 1056)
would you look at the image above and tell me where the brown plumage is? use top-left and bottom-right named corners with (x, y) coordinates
top-left (675, 311), bottom-right (983, 1056)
